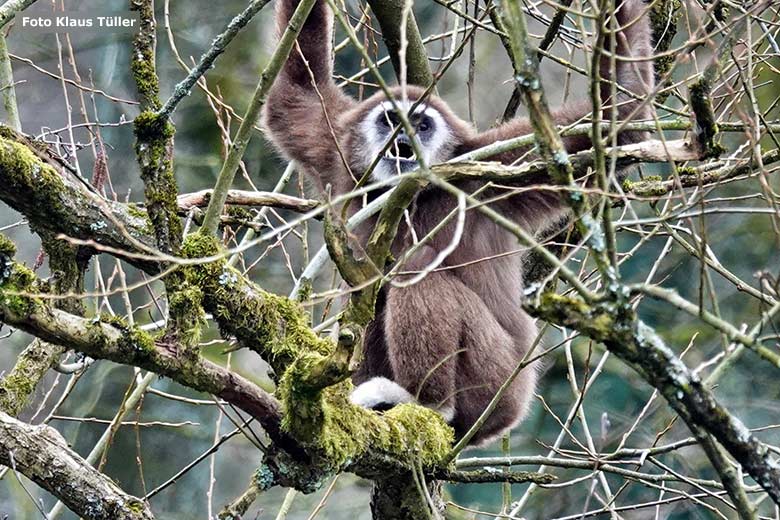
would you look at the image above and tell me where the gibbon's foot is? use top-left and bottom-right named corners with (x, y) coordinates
top-left (350, 377), bottom-right (455, 421)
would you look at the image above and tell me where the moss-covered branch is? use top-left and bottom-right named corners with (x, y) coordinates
top-left (0, 410), bottom-right (153, 519)
top-left (0, 251), bottom-right (287, 444)
top-left (130, 0), bottom-right (182, 255)
top-left (181, 234), bottom-right (453, 472)
top-left (624, 147), bottom-right (780, 197)
top-left (649, 0), bottom-right (682, 100)
top-left (0, 126), bottom-right (159, 272)
top-left (0, 232), bottom-right (87, 417)
top-left (1, 234), bottom-right (453, 498)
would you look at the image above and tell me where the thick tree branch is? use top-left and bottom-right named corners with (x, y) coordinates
top-left (365, 0), bottom-right (434, 87)
top-left (0, 127), bottom-right (159, 272)
top-left (624, 147), bottom-right (780, 197)
top-left (130, 0), bottom-right (183, 255)
top-left (0, 410), bottom-right (153, 519)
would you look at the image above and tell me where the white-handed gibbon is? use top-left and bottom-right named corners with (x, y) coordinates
top-left (264, 0), bottom-right (654, 444)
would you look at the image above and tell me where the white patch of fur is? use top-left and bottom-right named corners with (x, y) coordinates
top-left (350, 377), bottom-right (414, 408)
top-left (359, 99), bottom-right (453, 182)
top-left (350, 377), bottom-right (456, 422)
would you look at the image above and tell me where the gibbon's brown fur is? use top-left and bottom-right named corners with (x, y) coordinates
top-left (264, 0), bottom-right (654, 444)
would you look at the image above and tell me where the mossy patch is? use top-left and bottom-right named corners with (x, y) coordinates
top-left (167, 284), bottom-right (207, 347)
top-left (649, 0), bottom-right (681, 96)
top-left (278, 355), bottom-right (453, 470)
top-left (0, 263), bottom-right (38, 316)
top-left (0, 339), bottom-right (61, 417)
top-left (0, 233), bottom-right (15, 284)
top-left (0, 136), bottom-right (71, 229)
top-left (181, 234), bottom-right (332, 373)
top-left (689, 80), bottom-right (725, 159)
top-left (133, 111), bottom-right (182, 254)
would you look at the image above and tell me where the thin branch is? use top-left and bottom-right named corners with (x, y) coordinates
top-left (157, 0), bottom-right (272, 118)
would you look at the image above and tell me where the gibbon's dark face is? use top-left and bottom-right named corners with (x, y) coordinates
top-left (359, 99), bottom-right (453, 181)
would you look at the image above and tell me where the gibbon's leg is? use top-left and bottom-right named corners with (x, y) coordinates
top-left (453, 309), bottom-right (538, 444)
top-left (350, 246), bottom-right (458, 417)
top-left (383, 265), bottom-right (462, 420)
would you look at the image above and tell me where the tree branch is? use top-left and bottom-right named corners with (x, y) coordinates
top-left (0, 410), bottom-right (153, 519)
top-left (0, 127), bottom-right (159, 272)
top-left (527, 291), bottom-right (780, 504)
top-left (365, 0), bottom-right (434, 87)
top-left (130, 0), bottom-right (182, 255)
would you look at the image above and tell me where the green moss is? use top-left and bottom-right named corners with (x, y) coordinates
top-left (0, 233), bottom-right (15, 258)
top-left (181, 234), bottom-right (332, 373)
top-left (590, 313), bottom-right (615, 337)
top-left (133, 111), bottom-right (182, 253)
top-left (167, 285), bottom-right (207, 347)
top-left (649, 0), bottom-right (681, 96)
top-left (0, 338), bottom-right (60, 417)
top-left (0, 263), bottom-right (38, 316)
top-left (0, 136), bottom-right (70, 228)
top-left (226, 206), bottom-right (253, 221)
top-left (675, 166), bottom-right (698, 176)
top-left (689, 80), bottom-right (724, 158)
top-left (540, 292), bottom-right (589, 315)
top-left (125, 203), bottom-right (155, 235)
top-left (0, 233), bottom-right (14, 285)
top-left (126, 499), bottom-right (147, 514)
top-left (133, 111), bottom-right (174, 142)
top-left (129, 0), bottom-right (161, 110)
top-left (277, 358), bottom-right (453, 469)
top-left (0, 371), bottom-right (36, 414)
top-left (100, 313), bottom-right (157, 357)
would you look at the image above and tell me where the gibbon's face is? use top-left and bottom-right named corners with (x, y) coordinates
top-left (359, 99), bottom-right (452, 182)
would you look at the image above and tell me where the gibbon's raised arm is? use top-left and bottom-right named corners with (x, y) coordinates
top-left (263, 0), bottom-right (355, 191)
top-left (459, 0), bottom-right (654, 165)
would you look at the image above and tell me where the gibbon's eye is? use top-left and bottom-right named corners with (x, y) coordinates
top-left (377, 113), bottom-right (392, 127)
top-left (418, 117), bottom-right (432, 133)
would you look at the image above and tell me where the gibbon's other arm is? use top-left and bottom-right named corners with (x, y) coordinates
top-left (455, 0), bottom-right (654, 232)
top-left (263, 0), bottom-right (355, 190)
top-left (460, 0), bottom-right (654, 164)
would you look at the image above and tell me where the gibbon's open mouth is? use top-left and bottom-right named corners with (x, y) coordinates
top-left (383, 140), bottom-right (417, 163)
